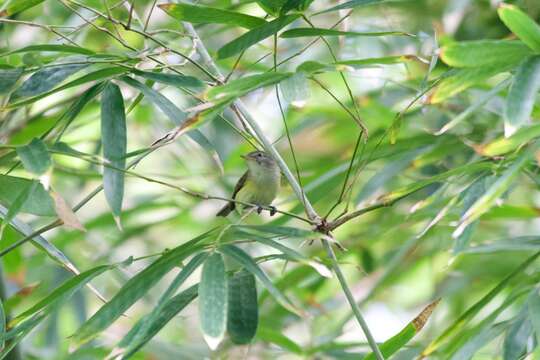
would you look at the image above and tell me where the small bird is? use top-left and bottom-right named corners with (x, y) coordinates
top-left (217, 150), bottom-right (281, 217)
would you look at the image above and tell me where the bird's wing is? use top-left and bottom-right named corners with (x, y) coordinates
top-left (232, 171), bottom-right (249, 199)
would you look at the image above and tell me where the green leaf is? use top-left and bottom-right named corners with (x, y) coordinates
top-left (16, 138), bottom-right (51, 175)
top-left (0, 44), bottom-right (95, 57)
top-left (461, 236), bottom-right (540, 253)
top-left (158, 3), bottom-right (267, 29)
top-left (280, 0), bottom-right (314, 14)
top-left (207, 72), bottom-right (292, 103)
top-left (71, 232), bottom-right (210, 347)
top-left (220, 245), bottom-right (300, 316)
top-left (9, 263), bottom-right (118, 327)
top-left (11, 64), bottom-right (87, 99)
top-left (0, 298), bottom-right (4, 349)
top-left (0, 175), bottom-right (55, 216)
top-left (498, 4), bottom-right (540, 52)
top-left (117, 285), bottom-right (199, 359)
top-left (257, 327), bottom-right (303, 354)
top-left (280, 71), bottom-right (309, 106)
top-left (133, 70), bottom-right (204, 90)
top-left (1, 0), bottom-right (44, 16)
top-left (101, 82), bottom-right (127, 222)
top-left (0, 67), bottom-right (23, 94)
top-left (199, 252), bottom-right (228, 350)
top-left (119, 253), bottom-right (208, 358)
top-left (421, 251), bottom-right (540, 357)
top-left (453, 152), bottom-right (530, 238)
top-left (255, 0), bottom-right (288, 16)
top-left (364, 300), bottom-right (439, 360)
top-left (503, 312), bottom-right (532, 360)
top-left (528, 289), bottom-right (540, 344)
top-left (335, 55), bottom-right (424, 67)
top-left (281, 27), bottom-right (411, 38)
top-left (504, 56), bottom-right (540, 137)
top-left (121, 76), bottom-right (186, 125)
top-left (217, 15), bottom-right (300, 59)
top-left (481, 124), bottom-right (540, 156)
top-left (440, 40), bottom-right (532, 68)
top-left (315, 0), bottom-right (398, 14)
top-left (6, 67), bottom-right (129, 109)
top-left (430, 66), bottom-right (511, 104)
top-left (0, 181), bottom-right (38, 239)
top-left (227, 269), bottom-right (258, 344)
top-left (450, 322), bottom-right (507, 360)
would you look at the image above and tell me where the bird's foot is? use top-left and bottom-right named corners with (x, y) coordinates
top-left (256, 206), bottom-right (263, 214)
top-left (269, 206), bottom-right (277, 216)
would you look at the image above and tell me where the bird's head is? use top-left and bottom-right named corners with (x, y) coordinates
top-left (241, 151), bottom-right (276, 169)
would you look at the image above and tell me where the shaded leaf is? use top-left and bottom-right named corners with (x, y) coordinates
top-left (217, 15), bottom-right (300, 59)
top-left (11, 64), bottom-right (87, 99)
top-left (503, 313), bottom-right (532, 360)
top-left (504, 56), bottom-right (540, 137)
top-left (528, 289), bottom-right (540, 344)
top-left (450, 321), bottom-right (507, 360)
top-left (0, 67), bottom-right (23, 94)
top-left (101, 82), bottom-right (127, 222)
top-left (158, 3), bottom-right (266, 29)
top-left (16, 138), bottom-right (51, 175)
top-left (133, 70), bottom-right (204, 90)
top-left (227, 270), bottom-right (258, 344)
top-left (0, 44), bottom-right (95, 57)
top-left (498, 4), bottom-right (540, 52)
top-left (280, 71), bottom-right (309, 106)
top-left (71, 231), bottom-right (210, 347)
top-left (257, 327), bottom-right (303, 354)
top-left (315, 0), bottom-right (397, 14)
top-left (281, 27), bottom-right (410, 38)
top-left (220, 245), bottom-right (300, 316)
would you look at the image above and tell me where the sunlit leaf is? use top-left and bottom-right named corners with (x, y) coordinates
top-left (281, 27), bottom-right (411, 38)
top-left (504, 56), bottom-right (540, 137)
top-left (498, 4), bottom-right (540, 52)
top-left (0, 0), bottom-right (45, 16)
top-left (440, 41), bottom-right (532, 68)
top-left (315, 0), bottom-right (399, 14)
top-left (199, 252), bottom-right (228, 350)
top-left (207, 72), bottom-right (292, 103)
top-left (0, 44), bottom-right (95, 57)
top-left (158, 3), bottom-right (267, 29)
top-left (101, 82), bottom-right (127, 224)
top-left (133, 70), bottom-right (204, 90)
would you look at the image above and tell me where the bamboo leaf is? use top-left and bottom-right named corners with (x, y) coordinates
top-left (528, 289), bottom-right (540, 344)
top-left (498, 4), bottom-right (540, 52)
top-left (364, 300), bottom-right (440, 360)
top-left (0, 67), bottom-right (23, 94)
top-left (1, 0), bottom-right (45, 16)
top-left (6, 67), bottom-right (129, 109)
top-left (220, 245), bottom-right (300, 316)
top-left (440, 41), bottom-right (532, 68)
top-left (227, 269), bottom-right (258, 344)
top-left (504, 56), bottom-right (540, 137)
top-left (101, 82), bottom-right (127, 224)
top-left (257, 327), bottom-right (303, 354)
top-left (503, 312), bottom-right (532, 360)
top-left (0, 181), bottom-right (38, 239)
top-left (16, 138), bottom-right (51, 175)
top-left (450, 321), bottom-right (507, 360)
top-left (50, 190), bottom-right (85, 231)
top-left (0, 175), bottom-right (55, 216)
top-left (217, 15), bottom-right (300, 59)
top-left (0, 44), bottom-right (95, 57)
top-left (279, 71), bottom-right (309, 106)
top-left (453, 151), bottom-right (530, 238)
top-left (133, 70), bottom-right (204, 90)
top-left (71, 232), bottom-right (210, 347)
top-left (199, 252), bottom-right (228, 350)
top-left (158, 3), bottom-right (267, 29)
top-left (11, 64), bottom-right (87, 99)
top-left (207, 72), bottom-right (292, 102)
top-left (315, 0), bottom-right (399, 14)
top-left (281, 27), bottom-right (411, 38)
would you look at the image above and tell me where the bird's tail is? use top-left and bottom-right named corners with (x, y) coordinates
top-left (216, 202), bottom-right (235, 217)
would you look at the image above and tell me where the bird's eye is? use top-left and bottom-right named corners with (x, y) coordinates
top-left (257, 153), bottom-right (262, 157)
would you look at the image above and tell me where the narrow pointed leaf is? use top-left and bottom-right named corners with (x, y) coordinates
top-left (227, 269), bottom-right (258, 344)
top-left (101, 82), bottom-right (126, 219)
top-left (158, 3), bottom-right (267, 29)
top-left (0, 44), bottom-right (95, 57)
top-left (280, 71), bottom-right (309, 106)
top-left (315, 0), bottom-right (396, 14)
top-left (11, 64), bottom-right (87, 99)
top-left (207, 72), bottom-right (292, 102)
top-left (71, 232), bottom-right (209, 347)
top-left (440, 41), bottom-right (532, 68)
top-left (450, 322), bottom-right (507, 360)
top-left (504, 56), bottom-right (540, 137)
top-left (16, 138), bottom-right (51, 175)
top-left (528, 289), bottom-right (540, 344)
top-left (503, 314), bottom-right (532, 360)
top-left (217, 15), bottom-right (300, 59)
top-left (220, 245), bottom-right (300, 315)
top-left (199, 252), bottom-right (228, 350)
top-left (0, 68), bottom-right (23, 94)
top-left (281, 27), bottom-right (410, 38)
top-left (1, 0), bottom-right (45, 16)
top-left (498, 4), bottom-right (540, 52)
top-left (133, 70), bottom-right (204, 90)
top-left (0, 181), bottom-right (37, 238)
top-left (364, 300), bottom-right (440, 360)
